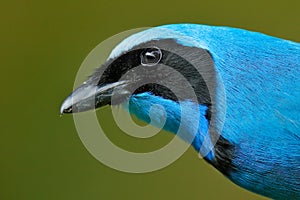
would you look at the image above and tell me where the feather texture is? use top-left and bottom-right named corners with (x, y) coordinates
top-left (111, 24), bottom-right (300, 199)
top-left (61, 24), bottom-right (300, 199)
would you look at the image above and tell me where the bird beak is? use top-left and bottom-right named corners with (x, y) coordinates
top-left (60, 81), bottom-right (128, 114)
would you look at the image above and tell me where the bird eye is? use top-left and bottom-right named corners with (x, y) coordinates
top-left (140, 47), bottom-right (162, 66)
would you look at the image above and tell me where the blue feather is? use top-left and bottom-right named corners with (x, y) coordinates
top-left (111, 24), bottom-right (300, 199)
top-left (127, 92), bottom-right (214, 160)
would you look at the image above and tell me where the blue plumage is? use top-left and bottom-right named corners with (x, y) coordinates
top-left (128, 92), bottom-right (214, 160)
top-left (113, 24), bottom-right (300, 198)
top-left (61, 24), bottom-right (300, 199)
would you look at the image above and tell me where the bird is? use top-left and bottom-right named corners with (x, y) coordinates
top-left (60, 24), bottom-right (300, 199)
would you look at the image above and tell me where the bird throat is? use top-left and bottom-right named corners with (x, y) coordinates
top-left (125, 92), bottom-right (235, 175)
top-left (126, 92), bottom-right (214, 159)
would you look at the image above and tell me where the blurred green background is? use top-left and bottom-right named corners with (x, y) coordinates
top-left (1, 0), bottom-right (299, 199)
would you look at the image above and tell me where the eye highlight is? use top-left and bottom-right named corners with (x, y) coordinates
top-left (140, 47), bottom-right (162, 66)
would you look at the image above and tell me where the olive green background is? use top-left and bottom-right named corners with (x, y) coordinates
top-left (1, 0), bottom-right (299, 199)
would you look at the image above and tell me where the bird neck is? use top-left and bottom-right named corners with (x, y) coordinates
top-left (125, 92), bottom-right (214, 160)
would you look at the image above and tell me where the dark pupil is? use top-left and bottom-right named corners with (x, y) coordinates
top-left (146, 52), bottom-right (157, 62)
top-left (141, 48), bottom-right (161, 66)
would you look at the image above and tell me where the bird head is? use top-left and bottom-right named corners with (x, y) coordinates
top-left (60, 25), bottom-right (222, 160)
top-left (60, 24), bottom-right (300, 199)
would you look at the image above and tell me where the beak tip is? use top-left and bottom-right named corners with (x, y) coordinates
top-left (60, 97), bottom-right (73, 115)
top-left (60, 105), bottom-right (64, 115)
top-left (59, 109), bottom-right (64, 116)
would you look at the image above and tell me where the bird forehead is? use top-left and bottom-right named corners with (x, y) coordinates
top-left (108, 26), bottom-right (207, 60)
